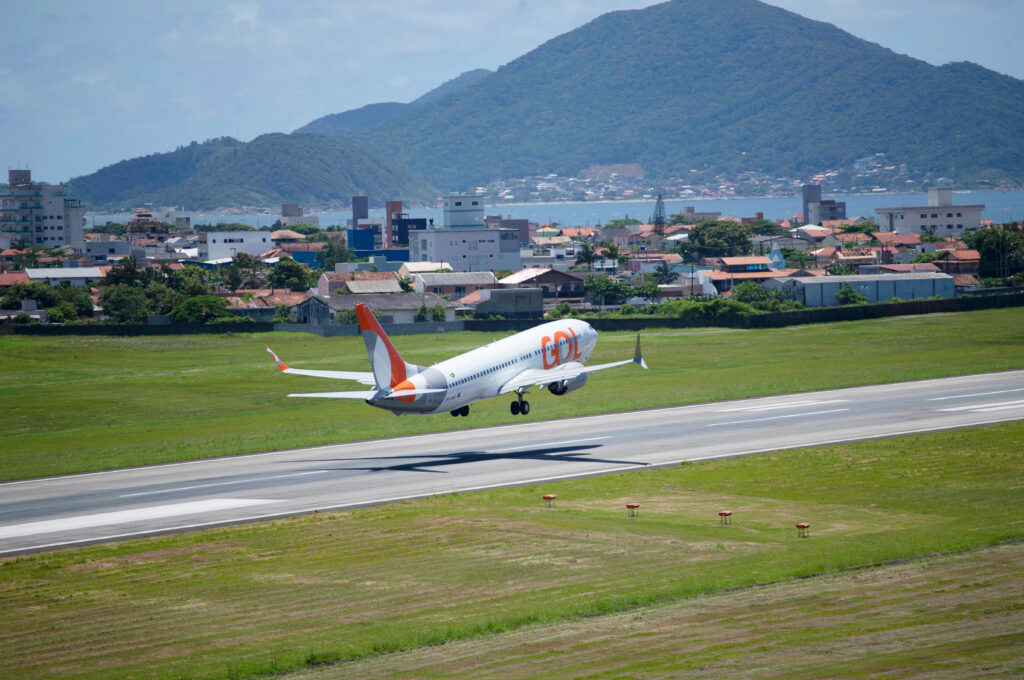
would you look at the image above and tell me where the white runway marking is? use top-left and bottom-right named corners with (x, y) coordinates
top-left (706, 409), bottom-right (849, 427)
top-left (490, 436), bottom-right (611, 453)
top-left (718, 399), bottom-right (847, 412)
top-left (0, 499), bottom-right (279, 540)
top-left (938, 399), bottom-right (1024, 413)
top-left (928, 388), bottom-right (1024, 401)
top-left (119, 471), bottom-right (326, 498)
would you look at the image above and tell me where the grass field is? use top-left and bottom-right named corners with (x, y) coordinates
top-left (297, 543), bottom-right (1024, 679)
top-left (2, 307), bottom-right (1024, 481)
top-left (1, 420), bottom-right (1022, 679)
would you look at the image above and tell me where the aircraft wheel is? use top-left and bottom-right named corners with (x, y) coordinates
top-left (450, 408), bottom-right (461, 417)
top-left (521, 401), bottom-right (530, 415)
top-left (510, 401), bottom-right (520, 415)
top-left (459, 405), bottom-right (470, 417)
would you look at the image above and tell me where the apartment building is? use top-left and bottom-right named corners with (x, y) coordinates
top-left (1, 170), bottom-right (86, 250)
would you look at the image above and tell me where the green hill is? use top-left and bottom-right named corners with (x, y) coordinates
top-left (66, 133), bottom-right (438, 211)
top-left (295, 69), bottom-right (492, 138)
top-left (327, 0), bottom-right (1024, 190)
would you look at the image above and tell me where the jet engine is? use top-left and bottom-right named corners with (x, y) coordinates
top-left (547, 373), bottom-right (588, 396)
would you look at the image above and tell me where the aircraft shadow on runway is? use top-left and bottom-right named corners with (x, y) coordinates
top-left (291, 444), bottom-right (649, 474)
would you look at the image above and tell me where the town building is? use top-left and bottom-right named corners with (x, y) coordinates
top-left (279, 204), bottom-right (319, 228)
top-left (414, 272), bottom-right (498, 299)
top-left (499, 268), bottom-right (585, 298)
top-left (874, 187), bottom-right (984, 236)
top-left (317, 271), bottom-right (402, 297)
top-left (24, 266), bottom-right (104, 288)
top-left (292, 292), bottom-right (457, 326)
top-left (765, 273), bottom-right (955, 306)
top-left (802, 184), bottom-right (847, 226)
top-left (410, 196), bottom-right (520, 272)
top-left (1, 170), bottom-right (86, 250)
top-left (199, 231), bottom-right (273, 262)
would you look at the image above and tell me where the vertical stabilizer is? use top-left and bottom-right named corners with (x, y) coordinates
top-left (356, 303), bottom-right (409, 389)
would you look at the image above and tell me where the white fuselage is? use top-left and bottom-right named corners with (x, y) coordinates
top-left (373, 319), bottom-right (598, 415)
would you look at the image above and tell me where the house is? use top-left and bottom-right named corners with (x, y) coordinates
top-left (317, 271), bottom-right (401, 297)
top-left (24, 267), bottom-right (103, 288)
top-left (292, 292), bottom-right (458, 326)
top-left (933, 249), bottom-right (981, 275)
top-left (398, 261), bottom-right (453, 279)
top-left (499, 268), bottom-right (585, 298)
top-left (0, 271), bottom-right (29, 294)
top-left (458, 287), bottom-right (543, 319)
top-left (414, 271), bottom-right (498, 299)
top-left (705, 256), bottom-right (785, 292)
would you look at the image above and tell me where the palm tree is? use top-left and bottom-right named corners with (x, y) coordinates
top-left (653, 261), bottom-right (676, 285)
top-left (574, 242), bottom-right (596, 271)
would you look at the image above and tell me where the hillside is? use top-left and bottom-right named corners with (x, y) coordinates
top-left (66, 133), bottom-right (438, 211)
top-left (295, 68), bottom-right (493, 137)
top-left (325, 0), bottom-right (1024, 191)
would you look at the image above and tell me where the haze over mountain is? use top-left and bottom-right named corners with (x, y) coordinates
top-left (314, 0), bottom-right (1024, 191)
top-left (295, 69), bottom-right (493, 137)
top-left (66, 134), bottom-right (437, 211)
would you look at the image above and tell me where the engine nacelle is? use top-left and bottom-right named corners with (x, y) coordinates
top-left (547, 373), bottom-right (588, 396)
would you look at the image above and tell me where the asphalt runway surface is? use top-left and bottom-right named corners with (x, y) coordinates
top-left (2, 370), bottom-right (1023, 556)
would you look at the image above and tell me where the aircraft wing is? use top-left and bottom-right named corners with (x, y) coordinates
top-left (266, 346), bottom-right (376, 385)
top-left (498, 334), bottom-right (647, 395)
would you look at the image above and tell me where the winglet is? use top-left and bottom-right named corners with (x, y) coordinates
top-left (265, 345), bottom-right (288, 372)
top-left (634, 334), bottom-right (648, 370)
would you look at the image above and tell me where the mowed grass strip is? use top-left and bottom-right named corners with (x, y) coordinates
top-left (0, 421), bottom-right (1021, 680)
top-left (292, 543), bottom-right (1024, 680)
top-left (2, 307), bottom-right (1024, 481)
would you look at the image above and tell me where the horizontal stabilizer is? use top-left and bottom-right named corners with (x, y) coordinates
top-left (287, 390), bottom-right (380, 399)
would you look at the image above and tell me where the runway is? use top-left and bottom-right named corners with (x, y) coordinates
top-left (2, 370), bottom-right (1023, 556)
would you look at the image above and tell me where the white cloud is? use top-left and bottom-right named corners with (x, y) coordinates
top-left (72, 72), bottom-right (111, 87)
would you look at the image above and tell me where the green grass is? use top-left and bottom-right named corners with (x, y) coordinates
top-left (1, 421), bottom-right (1022, 679)
top-left (2, 307), bottom-right (1024, 481)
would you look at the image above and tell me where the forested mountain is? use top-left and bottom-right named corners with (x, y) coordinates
top-left (66, 134), bottom-right (437, 211)
top-left (295, 69), bottom-right (493, 137)
top-left (306, 0), bottom-right (1024, 191)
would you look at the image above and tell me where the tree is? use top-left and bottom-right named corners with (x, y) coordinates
top-left (144, 282), bottom-right (182, 315)
top-left (168, 295), bottom-right (231, 324)
top-left (634, 281), bottom-right (660, 303)
top-left (430, 303), bottom-right (447, 322)
top-left (317, 241), bottom-right (356, 272)
top-left (731, 280), bottom-right (768, 304)
top-left (100, 284), bottom-right (149, 323)
top-left (684, 220), bottom-right (753, 259)
top-left (964, 223), bottom-right (1024, 280)
top-left (650, 195), bottom-right (666, 236)
top-left (170, 265), bottom-right (211, 297)
top-left (102, 257), bottom-right (142, 287)
top-left (2, 281), bottom-right (61, 310)
top-left (267, 258), bottom-right (311, 292)
top-left (652, 261), bottom-right (677, 285)
top-left (574, 242), bottom-right (597, 270)
top-left (225, 265), bottom-right (243, 293)
top-left (826, 263), bottom-right (857, 276)
top-left (584, 274), bottom-right (631, 306)
top-left (834, 284), bottom-right (867, 306)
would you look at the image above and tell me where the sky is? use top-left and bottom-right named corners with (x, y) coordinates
top-left (3, 0), bottom-right (1022, 183)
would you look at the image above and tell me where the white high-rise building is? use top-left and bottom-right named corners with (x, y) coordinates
top-left (410, 197), bottom-right (520, 272)
top-left (875, 187), bottom-right (984, 237)
top-left (0, 170), bottom-right (86, 250)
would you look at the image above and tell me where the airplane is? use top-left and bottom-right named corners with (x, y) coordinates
top-left (265, 301), bottom-right (646, 417)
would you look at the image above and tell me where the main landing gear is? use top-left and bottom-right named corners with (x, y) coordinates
top-left (450, 405), bottom-right (470, 417)
top-left (510, 395), bottom-right (530, 416)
